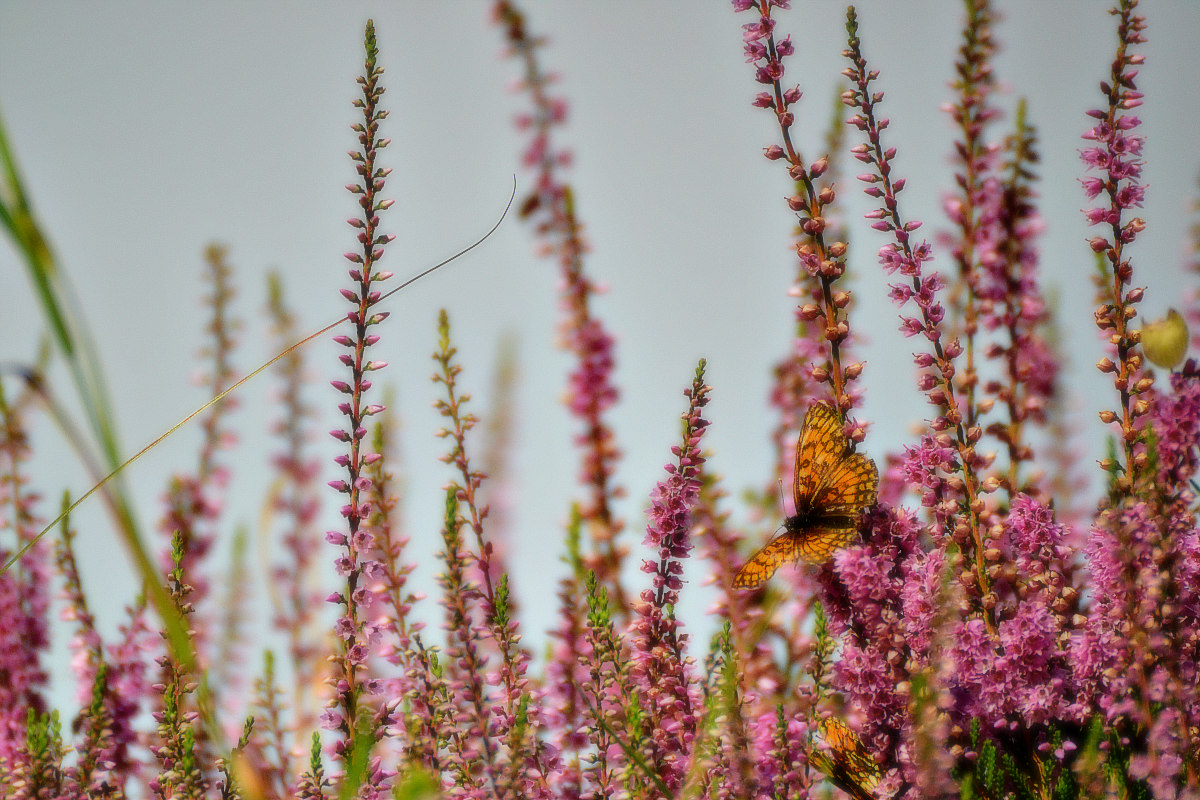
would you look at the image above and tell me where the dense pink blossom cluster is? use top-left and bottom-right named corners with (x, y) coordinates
top-left (0, 405), bottom-right (49, 768)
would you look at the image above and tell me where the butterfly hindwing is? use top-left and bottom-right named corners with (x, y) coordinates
top-left (811, 450), bottom-right (879, 514)
top-left (794, 523), bottom-right (858, 564)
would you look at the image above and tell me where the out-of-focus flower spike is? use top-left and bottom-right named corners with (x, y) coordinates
top-left (491, 0), bottom-right (628, 620)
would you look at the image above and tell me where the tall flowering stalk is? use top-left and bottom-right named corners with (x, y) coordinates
top-left (432, 311), bottom-right (558, 799)
top-left (1074, 3), bottom-right (1200, 787)
top-left (941, 0), bottom-right (999, 437)
top-left (842, 7), bottom-right (998, 637)
top-left (265, 273), bottom-right (325, 742)
top-left (430, 313), bottom-right (502, 797)
top-left (149, 243), bottom-right (243, 754)
top-left (627, 360), bottom-right (710, 797)
top-left (764, 93), bottom-right (859, 501)
top-left (983, 104), bottom-right (1056, 500)
top-left (734, 0), bottom-right (866, 422)
top-left (149, 534), bottom-right (208, 800)
top-left (159, 243), bottom-right (241, 627)
top-left (732, 2), bottom-right (869, 725)
top-left (323, 19), bottom-right (396, 780)
top-left (1081, 0), bottom-right (1151, 498)
top-left (941, 1), bottom-right (1057, 504)
top-left (492, 1), bottom-right (627, 615)
top-left (433, 310), bottom-right (496, 610)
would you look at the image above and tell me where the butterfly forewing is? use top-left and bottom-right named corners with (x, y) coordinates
top-left (793, 402), bottom-right (852, 514)
top-left (732, 533), bottom-right (800, 590)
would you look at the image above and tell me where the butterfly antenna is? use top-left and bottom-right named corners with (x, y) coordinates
top-left (2, 178), bottom-right (518, 575)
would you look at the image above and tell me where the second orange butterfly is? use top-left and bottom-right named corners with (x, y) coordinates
top-left (733, 403), bottom-right (879, 589)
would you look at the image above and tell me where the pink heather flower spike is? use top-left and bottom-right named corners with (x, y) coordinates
top-left (627, 360), bottom-right (710, 794)
top-left (431, 308), bottom-right (497, 607)
top-left (157, 243), bottom-right (242, 666)
top-left (150, 534), bottom-right (212, 797)
top-left (841, 6), bottom-right (997, 639)
top-left (323, 20), bottom-right (396, 783)
top-left (732, 0), bottom-right (865, 421)
top-left (430, 310), bottom-right (560, 796)
top-left (940, 0), bottom-right (1001, 447)
top-left (980, 102), bottom-right (1057, 501)
top-left (1081, 0), bottom-right (1152, 497)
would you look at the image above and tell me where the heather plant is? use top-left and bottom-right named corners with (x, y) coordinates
top-left (0, 2), bottom-right (1198, 799)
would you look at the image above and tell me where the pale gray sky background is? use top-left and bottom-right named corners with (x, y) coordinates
top-left (2, 2), bottom-right (1199, 714)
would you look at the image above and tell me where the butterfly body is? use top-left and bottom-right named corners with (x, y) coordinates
top-left (733, 403), bottom-right (878, 590)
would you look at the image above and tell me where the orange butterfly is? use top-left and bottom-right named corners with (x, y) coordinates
top-left (733, 403), bottom-right (878, 589)
top-left (810, 718), bottom-right (882, 800)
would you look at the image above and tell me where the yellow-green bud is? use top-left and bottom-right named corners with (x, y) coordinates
top-left (1140, 309), bottom-right (1189, 369)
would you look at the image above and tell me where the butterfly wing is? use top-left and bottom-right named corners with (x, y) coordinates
top-left (810, 449), bottom-right (879, 516)
top-left (812, 719), bottom-right (882, 800)
top-left (732, 533), bottom-right (800, 590)
top-left (793, 403), bottom-right (851, 514)
top-left (794, 523), bottom-right (859, 563)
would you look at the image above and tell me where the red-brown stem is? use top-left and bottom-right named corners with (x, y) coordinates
top-left (755, 2), bottom-right (854, 412)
